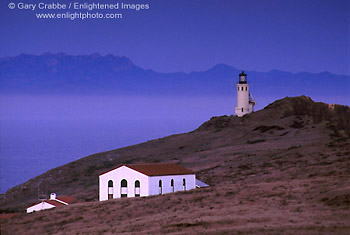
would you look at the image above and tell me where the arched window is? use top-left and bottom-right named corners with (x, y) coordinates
top-left (183, 178), bottom-right (186, 191)
top-left (135, 180), bottom-right (140, 197)
top-left (121, 179), bottom-right (127, 187)
top-left (241, 87), bottom-right (243, 91)
top-left (108, 180), bottom-right (113, 200)
top-left (237, 87), bottom-right (239, 91)
top-left (121, 179), bottom-right (128, 197)
top-left (245, 87), bottom-right (247, 91)
top-left (159, 180), bottom-right (162, 195)
top-left (241, 108), bottom-right (244, 112)
top-left (171, 179), bottom-right (174, 192)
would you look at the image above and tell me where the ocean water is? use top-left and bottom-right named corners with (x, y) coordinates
top-left (0, 95), bottom-right (238, 193)
top-left (0, 118), bottom-right (203, 193)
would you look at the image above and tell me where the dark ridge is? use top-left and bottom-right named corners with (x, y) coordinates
top-left (267, 96), bottom-right (350, 136)
top-left (195, 115), bottom-right (240, 131)
top-left (253, 125), bottom-right (285, 133)
top-left (197, 96), bottom-right (350, 137)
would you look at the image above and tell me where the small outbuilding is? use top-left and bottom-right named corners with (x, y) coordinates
top-left (99, 163), bottom-right (197, 201)
top-left (26, 193), bottom-right (76, 213)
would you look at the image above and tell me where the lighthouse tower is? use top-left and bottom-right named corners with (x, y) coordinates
top-left (235, 71), bottom-right (255, 117)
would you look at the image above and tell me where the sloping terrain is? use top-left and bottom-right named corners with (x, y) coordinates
top-left (1, 96), bottom-right (350, 234)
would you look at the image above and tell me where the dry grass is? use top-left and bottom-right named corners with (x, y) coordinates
top-left (1, 96), bottom-right (350, 234)
top-left (2, 177), bottom-right (350, 234)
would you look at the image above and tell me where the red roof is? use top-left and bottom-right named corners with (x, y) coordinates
top-left (45, 200), bottom-right (67, 207)
top-left (56, 196), bottom-right (76, 204)
top-left (100, 163), bottom-right (195, 176)
top-left (28, 196), bottom-right (76, 208)
top-left (29, 200), bottom-right (65, 208)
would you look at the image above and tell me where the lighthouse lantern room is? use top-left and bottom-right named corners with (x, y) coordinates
top-left (235, 71), bottom-right (255, 117)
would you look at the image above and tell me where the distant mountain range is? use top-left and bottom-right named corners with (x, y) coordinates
top-left (0, 53), bottom-right (349, 101)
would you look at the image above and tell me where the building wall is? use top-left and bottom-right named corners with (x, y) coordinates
top-left (148, 174), bottom-right (196, 196)
top-left (99, 166), bottom-right (149, 201)
top-left (27, 202), bottom-right (55, 213)
top-left (99, 167), bottom-right (196, 201)
top-left (235, 83), bottom-right (252, 117)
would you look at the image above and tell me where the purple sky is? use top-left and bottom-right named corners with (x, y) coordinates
top-left (1, 0), bottom-right (349, 74)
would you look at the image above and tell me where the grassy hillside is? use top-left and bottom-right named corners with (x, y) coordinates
top-left (1, 96), bottom-right (349, 234)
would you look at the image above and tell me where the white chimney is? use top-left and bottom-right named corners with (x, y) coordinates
top-left (50, 193), bottom-right (56, 200)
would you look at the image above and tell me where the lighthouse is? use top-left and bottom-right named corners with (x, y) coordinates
top-left (235, 71), bottom-right (255, 117)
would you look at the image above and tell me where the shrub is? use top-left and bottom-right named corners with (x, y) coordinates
top-left (247, 139), bottom-right (265, 144)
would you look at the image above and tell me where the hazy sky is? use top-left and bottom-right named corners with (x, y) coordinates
top-left (1, 0), bottom-right (349, 74)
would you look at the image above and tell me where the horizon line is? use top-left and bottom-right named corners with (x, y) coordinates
top-left (0, 52), bottom-right (349, 76)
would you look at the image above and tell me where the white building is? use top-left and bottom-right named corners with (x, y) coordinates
top-left (235, 71), bottom-right (255, 117)
top-left (99, 163), bottom-right (197, 201)
top-left (26, 193), bottom-right (75, 213)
